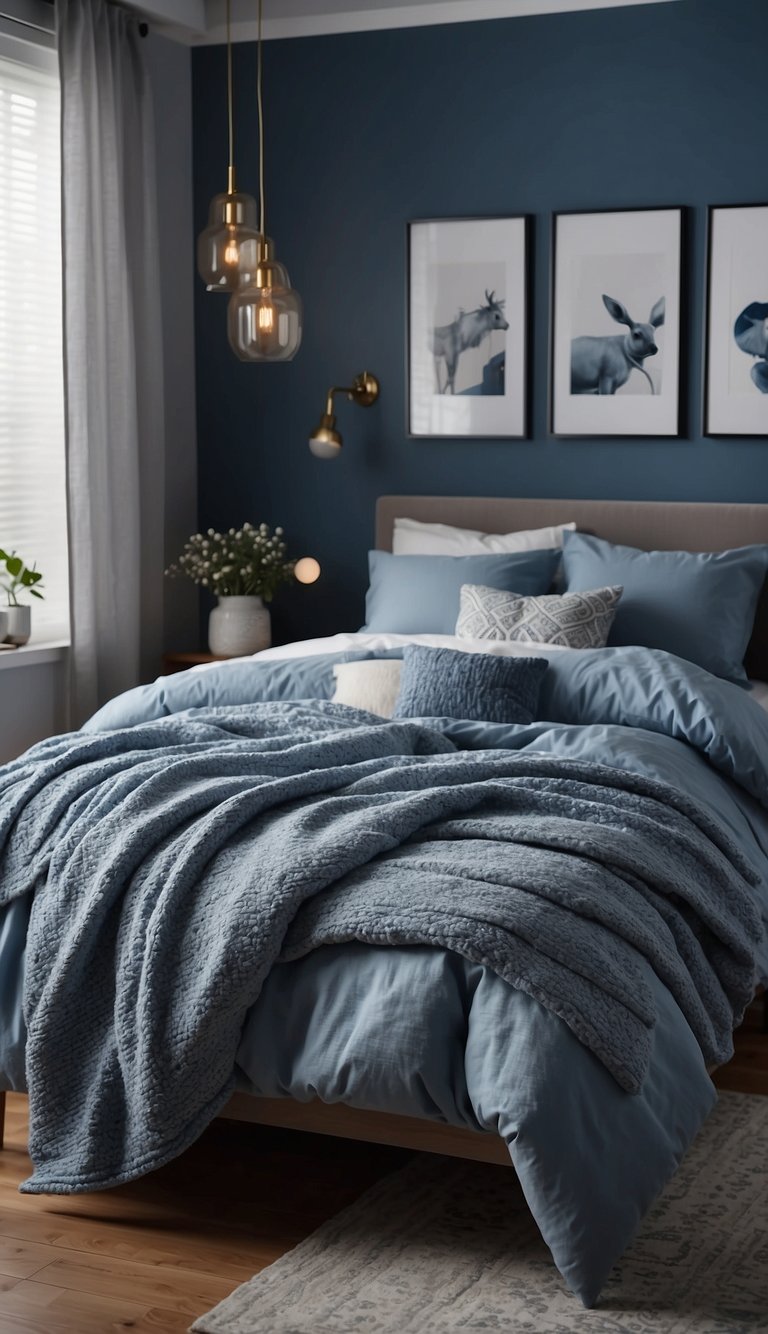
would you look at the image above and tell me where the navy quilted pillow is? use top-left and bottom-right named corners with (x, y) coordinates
top-left (392, 645), bottom-right (549, 724)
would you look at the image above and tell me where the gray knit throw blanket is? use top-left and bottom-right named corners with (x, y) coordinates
top-left (0, 702), bottom-right (761, 1193)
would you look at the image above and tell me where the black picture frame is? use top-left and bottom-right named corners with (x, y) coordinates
top-left (405, 216), bottom-right (530, 440)
top-left (703, 202), bottom-right (768, 438)
top-left (549, 205), bottom-right (680, 437)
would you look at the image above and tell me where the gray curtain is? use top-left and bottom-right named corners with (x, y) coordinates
top-left (58, 0), bottom-right (165, 724)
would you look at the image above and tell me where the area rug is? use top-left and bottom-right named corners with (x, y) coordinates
top-left (191, 1091), bottom-right (768, 1333)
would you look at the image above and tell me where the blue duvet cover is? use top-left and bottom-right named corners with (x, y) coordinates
top-left (0, 643), bottom-right (767, 1308)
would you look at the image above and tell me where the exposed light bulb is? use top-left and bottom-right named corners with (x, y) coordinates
top-left (257, 295), bottom-right (276, 334)
top-left (294, 557), bottom-right (321, 585)
top-left (223, 230), bottom-right (241, 267)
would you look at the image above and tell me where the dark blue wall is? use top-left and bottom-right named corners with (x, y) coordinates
top-left (192, 0), bottom-right (768, 644)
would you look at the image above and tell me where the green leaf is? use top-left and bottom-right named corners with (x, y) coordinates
top-left (5, 557), bottom-right (22, 577)
top-left (29, 589), bottom-right (44, 600)
top-left (21, 569), bottom-right (43, 586)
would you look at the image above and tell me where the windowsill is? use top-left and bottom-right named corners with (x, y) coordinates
top-left (0, 639), bottom-right (69, 671)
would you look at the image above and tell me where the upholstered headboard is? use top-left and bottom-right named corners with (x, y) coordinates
top-left (375, 496), bottom-right (768, 680)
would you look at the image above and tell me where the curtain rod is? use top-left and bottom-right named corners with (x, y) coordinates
top-left (0, 2), bottom-right (149, 39)
top-left (0, 2), bottom-right (54, 36)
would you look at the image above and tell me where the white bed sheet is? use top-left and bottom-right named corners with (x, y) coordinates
top-left (187, 631), bottom-right (570, 674)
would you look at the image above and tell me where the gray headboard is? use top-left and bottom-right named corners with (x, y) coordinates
top-left (375, 495), bottom-right (768, 681)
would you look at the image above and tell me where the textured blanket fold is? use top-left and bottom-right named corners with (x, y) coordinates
top-left (0, 700), bottom-right (761, 1193)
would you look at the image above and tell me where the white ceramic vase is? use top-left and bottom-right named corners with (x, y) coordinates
top-left (208, 595), bottom-right (271, 657)
top-left (4, 605), bottom-right (31, 646)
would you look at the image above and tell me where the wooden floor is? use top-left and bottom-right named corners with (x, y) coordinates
top-left (0, 1002), bottom-right (763, 1333)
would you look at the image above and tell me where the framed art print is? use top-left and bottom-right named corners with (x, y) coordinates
top-left (705, 204), bottom-right (768, 436)
top-left (407, 216), bottom-right (528, 438)
top-left (551, 208), bottom-right (683, 437)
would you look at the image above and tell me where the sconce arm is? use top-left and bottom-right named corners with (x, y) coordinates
top-left (321, 373), bottom-right (380, 419)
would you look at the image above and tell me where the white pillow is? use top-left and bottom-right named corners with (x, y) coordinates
top-left (332, 660), bottom-right (403, 718)
top-left (392, 516), bottom-right (577, 556)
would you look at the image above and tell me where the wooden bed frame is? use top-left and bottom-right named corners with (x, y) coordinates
top-left (2, 497), bottom-right (766, 1166)
top-left (213, 496), bottom-right (768, 1163)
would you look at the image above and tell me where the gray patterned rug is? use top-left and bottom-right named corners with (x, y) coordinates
top-left (191, 1091), bottom-right (768, 1333)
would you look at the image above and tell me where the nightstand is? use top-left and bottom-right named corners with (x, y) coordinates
top-left (162, 651), bottom-right (229, 675)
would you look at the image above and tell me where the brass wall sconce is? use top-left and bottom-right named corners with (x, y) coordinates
top-left (308, 372), bottom-right (380, 459)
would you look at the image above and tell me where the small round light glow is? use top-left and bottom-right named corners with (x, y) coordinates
top-left (294, 556), bottom-right (321, 585)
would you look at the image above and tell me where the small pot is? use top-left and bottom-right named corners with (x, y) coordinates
top-left (208, 595), bottom-right (271, 657)
top-left (4, 605), bottom-right (31, 646)
top-left (0, 610), bottom-right (7, 643)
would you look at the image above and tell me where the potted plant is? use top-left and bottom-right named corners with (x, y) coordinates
top-left (166, 522), bottom-right (296, 656)
top-left (0, 548), bottom-right (44, 646)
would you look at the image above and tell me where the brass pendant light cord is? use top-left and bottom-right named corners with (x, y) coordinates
top-left (257, 0), bottom-right (265, 237)
top-left (226, 0), bottom-right (235, 191)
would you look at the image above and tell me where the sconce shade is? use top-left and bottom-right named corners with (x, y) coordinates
top-left (309, 416), bottom-right (342, 459)
top-left (307, 372), bottom-right (379, 459)
top-left (228, 236), bottom-right (303, 362)
top-left (197, 188), bottom-right (260, 292)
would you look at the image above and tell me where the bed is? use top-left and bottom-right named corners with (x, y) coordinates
top-left (1, 495), bottom-right (767, 1310)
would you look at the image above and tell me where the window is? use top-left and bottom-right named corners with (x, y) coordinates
top-left (0, 39), bottom-right (68, 643)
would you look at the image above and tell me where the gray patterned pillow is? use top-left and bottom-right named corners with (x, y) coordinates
top-left (456, 583), bottom-right (623, 649)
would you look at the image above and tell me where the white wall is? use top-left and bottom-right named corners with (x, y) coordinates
top-left (0, 29), bottom-right (198, 763)
top-left (0, 654), bottom-right (67, 764)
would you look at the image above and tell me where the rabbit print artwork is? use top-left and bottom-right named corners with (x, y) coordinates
top-left (570, 295), bottom-right (665, 395)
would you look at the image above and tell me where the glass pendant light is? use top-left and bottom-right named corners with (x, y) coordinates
top-left (228, 0), bottom-right (303, 361)
top-left (197, 0), bottom-right (259, 293)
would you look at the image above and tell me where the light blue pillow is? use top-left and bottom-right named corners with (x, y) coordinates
top-left (363, 550), bottom-right (561, 635)
top-left (392, 645), bottom-right (549, 723)
top-left (562, 531), bottom-right (768, 684)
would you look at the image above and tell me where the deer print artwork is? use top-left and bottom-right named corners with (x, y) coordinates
top-left (431, 290), bottom-right (509, 395)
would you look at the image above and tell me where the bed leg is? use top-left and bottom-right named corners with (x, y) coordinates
top-left (0, 1091), bottom-right (6, 1150)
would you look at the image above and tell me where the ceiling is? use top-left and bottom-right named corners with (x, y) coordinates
top-left (133, 0), bottom-right (678, 45)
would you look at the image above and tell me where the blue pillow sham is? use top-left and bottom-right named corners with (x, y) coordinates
top-left (562, 530), bottom-right (768, 685)
top-left (363, 549), bottom-right (561, 636)
top-left (392, 644), bottom-right (549, 724)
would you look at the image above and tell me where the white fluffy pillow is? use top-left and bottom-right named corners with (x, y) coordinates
top-left (332, 660), bottom-right (403, 718)
top-left (393, 516), bottom-right (576, 557)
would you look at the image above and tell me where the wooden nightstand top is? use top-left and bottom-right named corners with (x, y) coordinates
top-left (162, 651), bottom-right (230, 675)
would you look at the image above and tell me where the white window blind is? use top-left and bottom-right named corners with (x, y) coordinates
top-left (0, 47), bottom-right (68, 643)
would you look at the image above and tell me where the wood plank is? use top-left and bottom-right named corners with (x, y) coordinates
top-left (0, 1239), bottom-right (66, 1279)
top-left (0, 1207), bottom-right (279, 1281)
top-left (0, 1279), bottom-right (174, 1334)
top-left (29, 1253), bottom-right (233, 1317)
